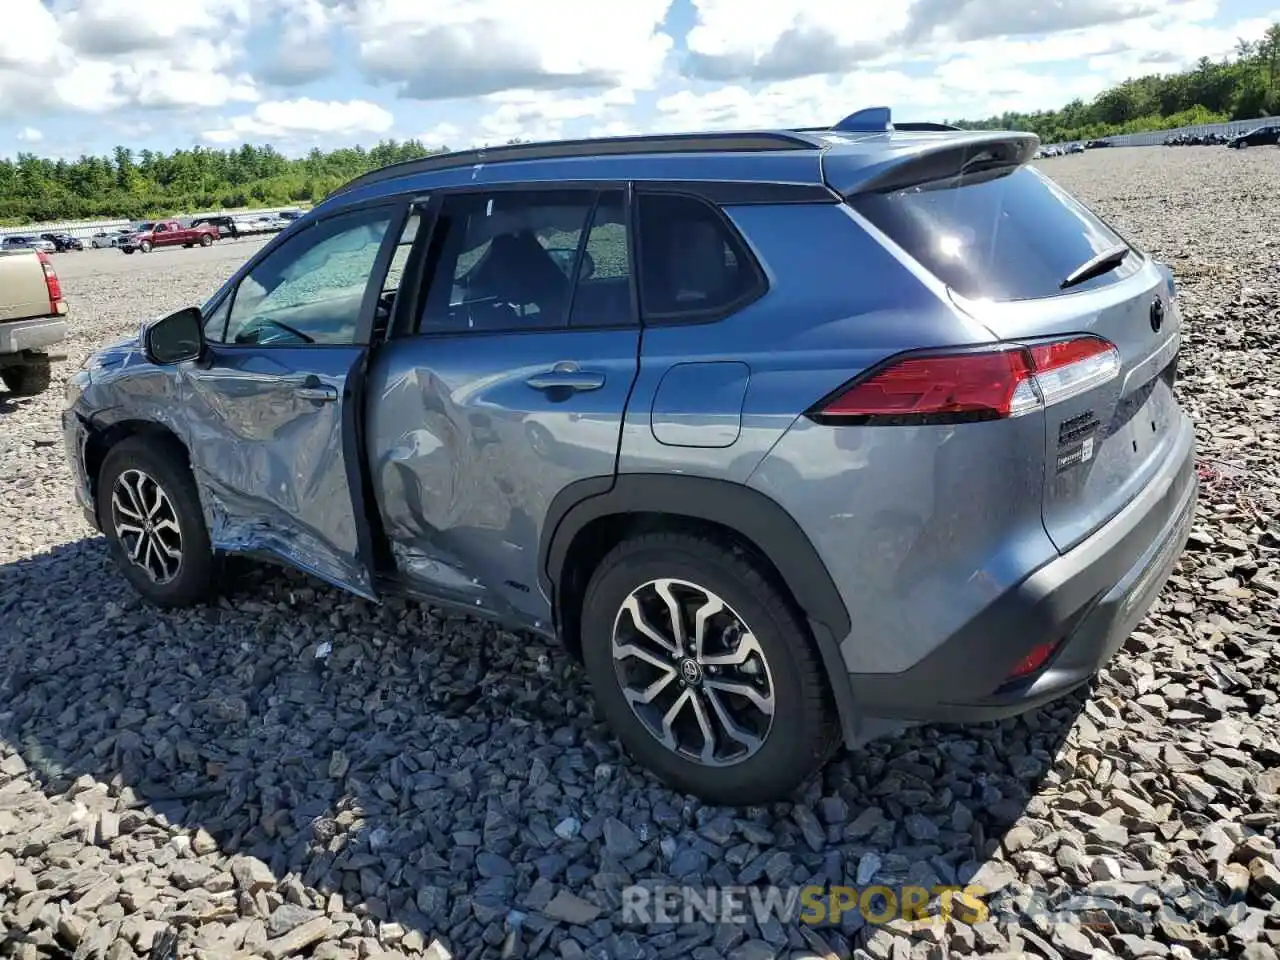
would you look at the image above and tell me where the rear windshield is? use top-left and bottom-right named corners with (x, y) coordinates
top-left (850, 166), bottom-right (1141, 301)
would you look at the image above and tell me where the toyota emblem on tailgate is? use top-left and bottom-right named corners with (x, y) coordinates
top-left (1150, 297), bottom-right (1165, 333)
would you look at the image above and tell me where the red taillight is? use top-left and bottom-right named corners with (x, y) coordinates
top-left (812, 336), bottom-right (1119, 425)
top-left (1006, 641), bottom-right (1059, 681)
top-left (37, 251), bottom-right (65, 314)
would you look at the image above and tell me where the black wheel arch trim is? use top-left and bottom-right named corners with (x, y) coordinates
top-left (541, 474), bottom-right (860, 742)
top-left (541, 474), bottom-right (851, 637)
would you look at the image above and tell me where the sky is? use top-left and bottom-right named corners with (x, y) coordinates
top-left (2, 0), bottom-right (1279, 160)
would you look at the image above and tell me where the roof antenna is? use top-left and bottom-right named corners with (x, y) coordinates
top-left (832, 107), bottom-right (893, 133)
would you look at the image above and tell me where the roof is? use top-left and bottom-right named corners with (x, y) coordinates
top-left (319, 109), bottom-right (1037, 209)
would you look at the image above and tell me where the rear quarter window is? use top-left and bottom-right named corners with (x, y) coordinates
top-left (850, 166), bottom-right (1142, 301)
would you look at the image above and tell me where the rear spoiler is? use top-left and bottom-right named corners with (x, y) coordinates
top-left (825, 132), bottom-right (1040, 197)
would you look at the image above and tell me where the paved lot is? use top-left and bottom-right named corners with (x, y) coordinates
top-left (1, 149), bottom-right (1278, 960)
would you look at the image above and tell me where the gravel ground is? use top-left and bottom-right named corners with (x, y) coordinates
top-left (2, 148), bottom-right (1278, 960)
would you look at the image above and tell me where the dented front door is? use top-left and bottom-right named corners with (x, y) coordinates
top-left (184, 344), bottom-right (373, 595)
top-left (180, 202), bottom-right (408, 597)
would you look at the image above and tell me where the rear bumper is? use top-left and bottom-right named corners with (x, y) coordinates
top-left (845, 415), bottom-right (1197, 726)
top-left (0, 317), bottom-right (67, 355)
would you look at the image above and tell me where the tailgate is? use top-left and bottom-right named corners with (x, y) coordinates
top-left (954, 265), bottom-right (1182, 552)
top-left (0, 252), bottom-right (53, 323)
top-left (846, 160), bottom-right (1186, 554)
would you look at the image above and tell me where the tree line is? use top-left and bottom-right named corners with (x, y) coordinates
top-left (951, 22), bottom-right (1280, 143)
top-left (3, 22), bottom-right (1278, 225)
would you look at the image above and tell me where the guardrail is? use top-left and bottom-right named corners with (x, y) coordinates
top-left (1048, 117), bottom-right (1277, 150)
top-left (1, 206), bottom-right (306, 242)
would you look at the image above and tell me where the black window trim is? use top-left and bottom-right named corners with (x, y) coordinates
top-left (403, 182), bottom-right (640, 339)
top-left (631, 184), bottom-right (769, 327)
top-left (632, 179), bottom-right (838, 205)
top-left (202, 197), bottom-right (410, 350)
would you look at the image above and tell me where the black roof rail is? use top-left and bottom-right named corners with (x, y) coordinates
top-left (329, 130), bottom-right (820, 198)
top-left (892, 122), bottom-right (964, 131)
top-left (792, 121), bottom-right (964, 134)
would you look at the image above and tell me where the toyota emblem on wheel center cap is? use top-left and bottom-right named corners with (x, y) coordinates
top-left (1150, 297), bottom-right (1165, 333)
top-left (679, 658), bottom-right (704, 686)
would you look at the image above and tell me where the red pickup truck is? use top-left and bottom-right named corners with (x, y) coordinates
top-left (119, 219), bottom-right (219, 254)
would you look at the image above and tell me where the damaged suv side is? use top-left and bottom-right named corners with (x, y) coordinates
top-left (64, 119), bottom-right (1195, 804)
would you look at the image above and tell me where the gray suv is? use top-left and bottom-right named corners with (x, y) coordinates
top-left (63, 110), bottom-right (1197, 804)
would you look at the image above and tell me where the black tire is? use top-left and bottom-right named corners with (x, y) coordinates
top-left (123, 248), bottom-right (135, 255)
top-left (96, 436), bottom-right (220, 608)
top-left (139, 240), bottom-right (153, 253)
top-left (1, 359), bottom-right (52, 397)
top-left (199, 234), bottom-right (214, 247)
top-left (580, 531), bottom-right (838, 805)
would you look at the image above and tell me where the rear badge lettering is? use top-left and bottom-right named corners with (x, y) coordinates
top-left (1057, 435), bottom-right (1096, 473)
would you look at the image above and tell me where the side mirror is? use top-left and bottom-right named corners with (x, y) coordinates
top-left (144, 307), bottom-right (204, 365)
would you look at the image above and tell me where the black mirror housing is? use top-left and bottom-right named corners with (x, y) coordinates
top-left (144, 307), bottom-right (204, 365)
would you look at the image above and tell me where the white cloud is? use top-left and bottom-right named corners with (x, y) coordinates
top-left (679, 0), bottom-right (1221, 83)
top-left (203, 98), bottom-right (395, 144)
top-left (684, 0), bottom-right (910, 81)
top-left (653, 3), bottom-right (1280, 133)
top-left (55, 0), bottom-right (253, 57)
top-left (415, 122), bottom-right (463, 150)
top-left (258, 0), bottom-right (348, 86)
top-left (4, 0), bottom-right (1280, 154)
top-left (2, 0), bottom-right (261, 117)
top-left (16, 127), bottom-right (43, 143)
top-left (352, 0), bottom-right (674, 99)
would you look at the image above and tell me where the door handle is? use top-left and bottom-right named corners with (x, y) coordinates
top-left (525, 362), bottom-right (605, 393)
top-left (295, 384), bottom-right (339, 402)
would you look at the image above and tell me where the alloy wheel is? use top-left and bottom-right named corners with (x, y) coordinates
top-left (111, 468), bottom-right (183, 584)
top-left (611, 578), bottom-right (775, 766)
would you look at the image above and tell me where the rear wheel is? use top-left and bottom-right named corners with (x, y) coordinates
top-left (0, 359), bottom-right (52, 397)
top-left (580, 531), bottom-right (838, 805)
top-left (97, 437), bottom-right (220, 608)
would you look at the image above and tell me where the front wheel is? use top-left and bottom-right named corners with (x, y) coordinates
top-left (122, 248), bottom-right (135, 255)
top-left (97, 437), bottom-right (220, 608)
top-left (580, 532), bottom-right (838, 805)
top-left (139, 240), bottom-right (153, 253)
top-left (199, 234), bottom-right (214, 247)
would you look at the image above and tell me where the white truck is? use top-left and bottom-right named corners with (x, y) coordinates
top-left (0, 249), bottom-right (68, 396)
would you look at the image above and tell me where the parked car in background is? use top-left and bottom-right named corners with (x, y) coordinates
top-left (0, 248), bottom-right (67, 396)
top-left (191, 216), bottom-right (241, 239)
top-left (90, 229), bottom-right (133, 248)
top-left (41, 233), bottom-right (84, 252)
top-left (64, 112), bottom-right (1196, 803)
top-left (2, 235), bottom-right (57, 254)
top-left (119, 219), bottom-right (219, 254)
top-left (1227, 125), bottom-right (1280, 148)
top-left (1085, 138), bottom-right (1113, 149)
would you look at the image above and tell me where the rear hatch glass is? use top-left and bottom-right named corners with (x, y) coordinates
top-left (849, 165), bottom-right (1143, 301)
top-left (850, 165), bottom-right (1180, 553)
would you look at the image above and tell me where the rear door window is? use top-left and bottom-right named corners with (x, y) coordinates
top-left (850, 166), bottom-right (1142, 301)
top-left (635, 192), bottom-right (764, 322)
top-left (418, 189), bottom-right (597, 333)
